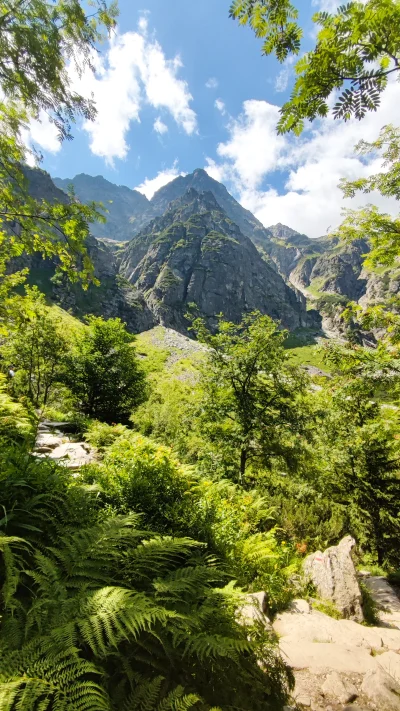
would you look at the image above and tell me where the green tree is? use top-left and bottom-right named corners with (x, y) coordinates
top-left (335, 124), bottom-right (400, 268)
top-left (230, 0), bottom-right (400, 134)
top-left (193, 312), bottom-right (308, 481)
top-left (0, 373), bottom-right (33, 444)
top-left (65, 316), bottom-right (147, 423)
top-left (316, 345), bottom-right (400, 565)
top-left (1, 286), bottom-right (68, 406)
top-left (0, 0), bottom-right (118, 297)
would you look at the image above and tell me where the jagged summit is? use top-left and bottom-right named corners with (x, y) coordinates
top-left (53, 173), bottom-right (150, 241)
top-left (119, 184), bottom-right (308, 333)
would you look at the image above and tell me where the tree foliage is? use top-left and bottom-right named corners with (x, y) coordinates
top-left (193, 312), bottom-right (308, 480)
top-left (1, 286), bottom-right (68, 406)
top-left (230, 0), bottom-right (400, 134)
top-left (334, 124), bottom-right (400, 269)
top-left (64, 316), bottom-right (147, 423)
top-left (0, 0), bottom-right (118, 300)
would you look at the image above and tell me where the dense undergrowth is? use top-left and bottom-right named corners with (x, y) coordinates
top-left (1, 294), bottom-right (400, 710)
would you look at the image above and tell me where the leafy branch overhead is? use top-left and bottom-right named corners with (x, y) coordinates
top-left (230, 0), bottom-right (400, 134)
top-left (0, 0), bottom-right (118, 295)
top-left (334, 125), bottom-right (400, 269)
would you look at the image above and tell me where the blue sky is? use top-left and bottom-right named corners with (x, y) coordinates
top-left (27, 0), bottom-right (399, 237)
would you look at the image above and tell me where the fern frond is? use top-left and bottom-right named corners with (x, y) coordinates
top-left (181, 632), bottom-right (251, 662)
top-left (122, 675), bottom-right (165, 711)
top-left (157, 687), bottom-right (200, 711)
top-left (153, 565), bottom-right (225, 601)
top-left (77, 587), bottom-right (182, 656)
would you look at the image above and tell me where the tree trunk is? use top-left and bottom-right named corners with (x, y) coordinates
top-left (240, 448), bottom-right (247, 481)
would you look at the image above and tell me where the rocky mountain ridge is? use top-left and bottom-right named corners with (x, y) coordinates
top-left (27, 166), bottom-right (400, 337)
top-left (119, 187), bottom-right (309, 332)
top-left (20, 168), bottom-right (311, 334)
top-left (54, 168), bottom-right (393, 317)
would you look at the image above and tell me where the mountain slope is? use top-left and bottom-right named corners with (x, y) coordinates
top-left (119, 188), bottom-right (310, 332)
top-left (53, 173), bottom-right (150, 240)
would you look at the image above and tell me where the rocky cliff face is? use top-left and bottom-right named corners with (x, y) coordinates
top-left (23, 165), bottom-right (400, 339)
top-left (119, 188), bottom-right (309, 333)
top-left (15, 169), bottom-right (155, 332)
top-left (53, 173), bottom-right (150, 241)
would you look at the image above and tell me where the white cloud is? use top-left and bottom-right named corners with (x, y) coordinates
top-left (275, 68), bottom-right (290, 93)
top-left (274, 56), bottom-right (295, 93)
top-left (154, 117), bottom-right (168, 134)
top-left (140, 47), bottom-right (197, 135)
top-left (214, 98), bottom-right (226, 115)
top-left (205, 77), bottom-right (218, 89)
top-left (69, 21), bottom-right (197, 164)
top-left (211, 100), bottom-right (287, 191)
top-left (21, 110), bottom-right (61, 160)
top-left (205, 82), bottom-right (400, 238)
top-left (135, 162), bottom-right (186, 199)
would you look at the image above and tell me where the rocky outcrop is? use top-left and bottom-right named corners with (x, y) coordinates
top-left (303, 536), bottom-right (364, 622)
top-left (34, 421), bottom-right (96, 470)
top-left (54, 173), bottom-right (150, 241)
top-left (237, 591), bottom-right (271, 626)
top-left (274, 596), bottom-right (400, 710)
top-left (119, 189), bottom-right (309, 333)
top-left (363, 575), bottom-right (400, 630)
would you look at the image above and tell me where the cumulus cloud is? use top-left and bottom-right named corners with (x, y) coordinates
top-left (205, 77), bottom-right (218, 89)
top-left (214, 98), bottom-right (226, 115)
top-left (154, 117), bottom-right (168, 134)
top-left (274, 56), bottom-right (295, 93)
top-left (205, 82), bottom-right (399, 238)
top-left (68, 21), bottom-right (196, 164)
top-left (21, 110), bottom-right (61, 160)
top-left (135, 162), bottom-right (186, 199)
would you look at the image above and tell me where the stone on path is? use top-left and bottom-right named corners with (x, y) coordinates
top-left (279, 639), bottom-right (376, 674)
top-left (303, 535), bottom-right (363, 622)
top-left (35, 432), bottom-right (64, 450)
top-left (361, 666), bottom-right (400, 710)
top-left (321, 671), bottom-right (358, 704)
top-left (49, 442), bottom-right (95, 469)
top-left (273, 605), bottom-right (400, 651)
top-left (378, 650), bottom-right (400, 684)
top-left (237, 591), bottom-right (271, 626)
top-left (364, 576), bottom-right (400, 630)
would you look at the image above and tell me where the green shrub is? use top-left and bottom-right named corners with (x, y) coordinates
top-left (0, 444), bottom-right (293, 711)
top-left (312, 599), bottom-right (342, 619)
top-left (82, 433), bottom-right (194, 533)
top-left (360, 582), bottom-right (381, 626)
top-left (84, 420), bottom-right (128, 451)
top-left (0, 375), bottom-right (34, 446)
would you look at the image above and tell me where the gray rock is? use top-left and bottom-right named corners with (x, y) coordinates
top-left (49, 442), bottom-right (96, 469)
top-left (303, 536), bottom-right (364, 622)
top-left (35, 433), bottom-right (64, 449)
top-left (120, 189), bottom-right (309, 333)
top-left (287, 599), bottom-right (311, 614)
top-left (378, 651), bottom-right (400, 683)
top-left (237, 591), bottom-right (271, 626)
top-left (361, 667), bottom-right (400, 710)
top-left (321, 672), bottom-right (358, 703)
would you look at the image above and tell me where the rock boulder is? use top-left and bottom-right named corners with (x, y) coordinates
top-left (303, 536), bottom-right (363, 621)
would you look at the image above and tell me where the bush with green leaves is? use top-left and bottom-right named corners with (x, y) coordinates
top-left (83, 432), bottom-right (299, 612)
top-left (0, 446), bottom-right (293, 711)
top-left (192, 312), bottom-right (310, 482)
top-left (1, 286), bottom-right (68, 407)
top-left (82, 433), bottom-right (194, 533)
top-left (84, 420), bottom-right (129, 452)
top-left (0, 375), bottom-right (34, 446)
top-left (64, 316), bottom-right (147, 423)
